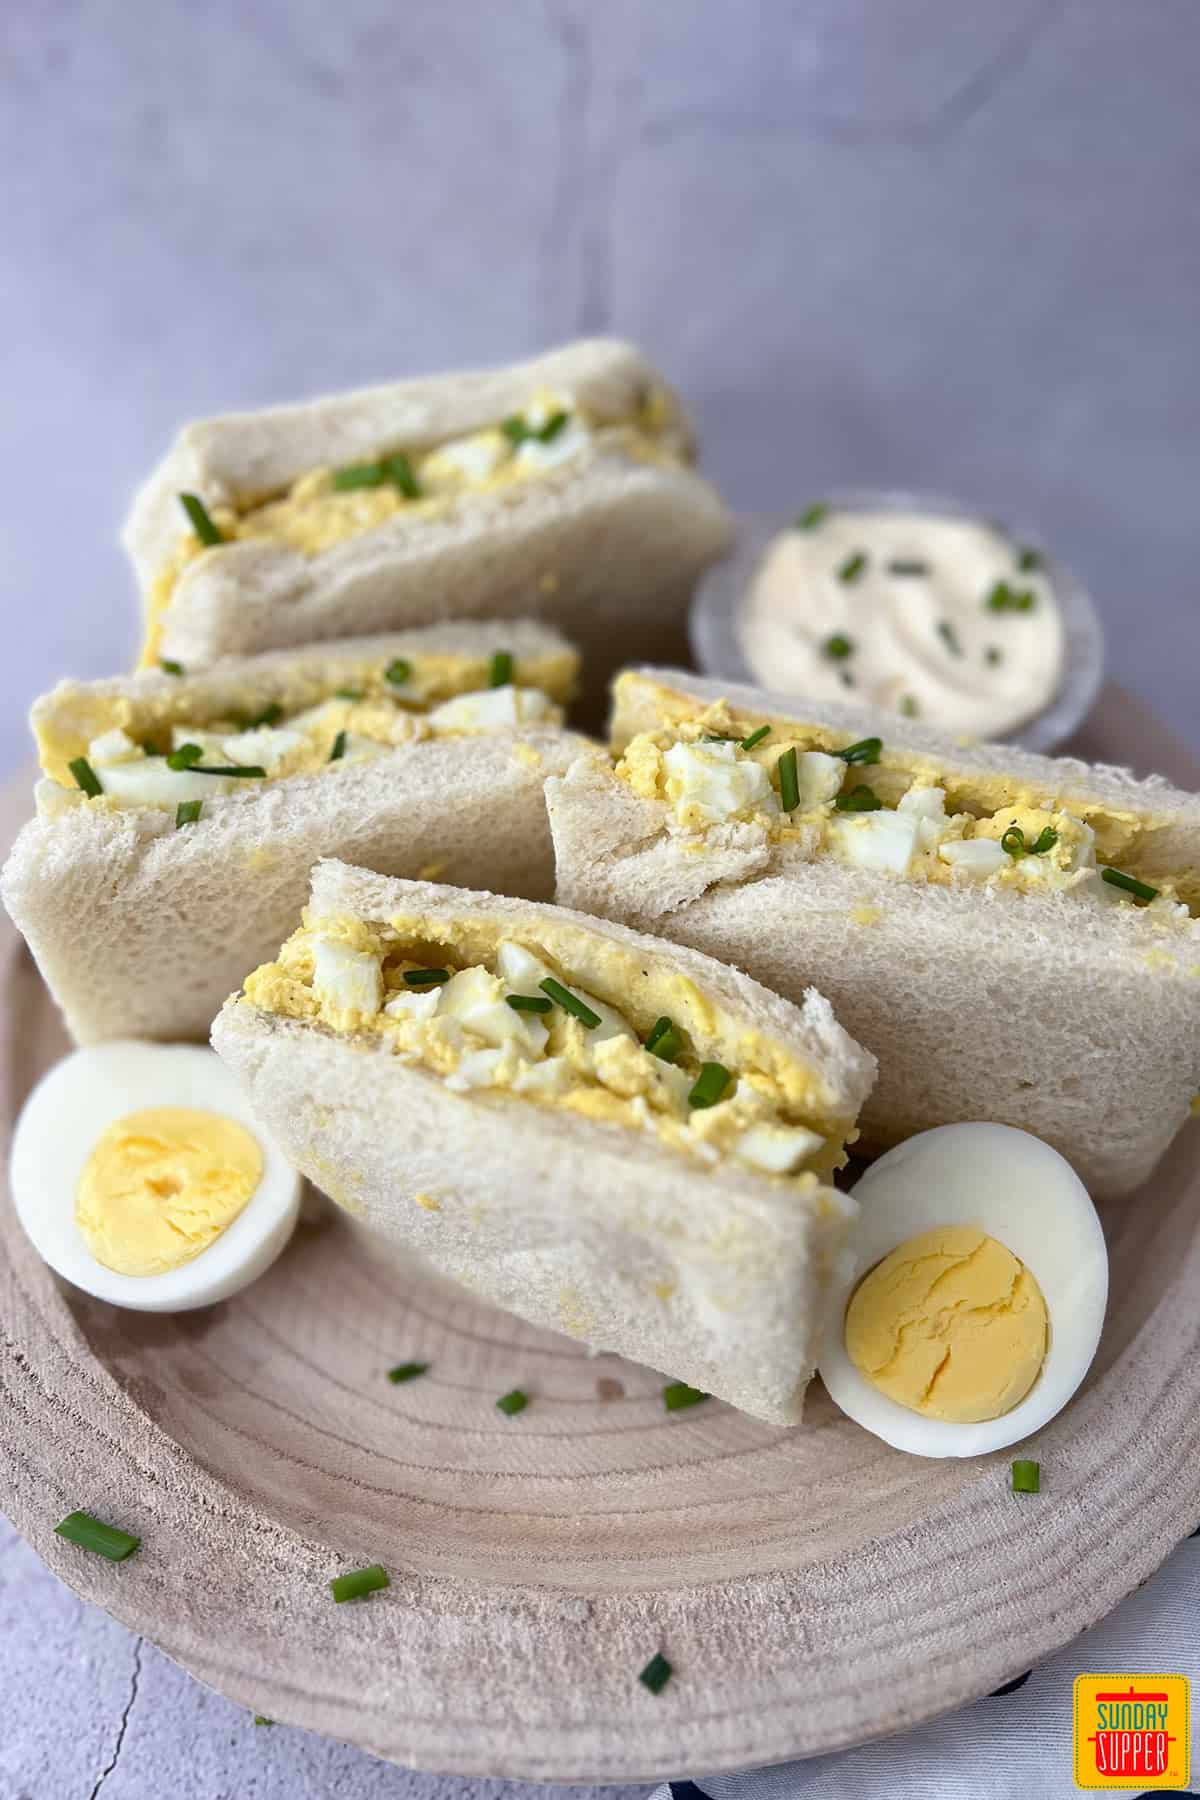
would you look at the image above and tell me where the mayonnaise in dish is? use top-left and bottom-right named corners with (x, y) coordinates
top-left (737, 507), bottom-right (1066, 739)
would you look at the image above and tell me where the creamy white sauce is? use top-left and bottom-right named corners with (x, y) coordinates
top-left (737, 509), bottom-right (1066, 739)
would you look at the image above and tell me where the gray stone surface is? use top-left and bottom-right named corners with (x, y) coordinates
top-left (2, 1), bottom-right (1197, 1793)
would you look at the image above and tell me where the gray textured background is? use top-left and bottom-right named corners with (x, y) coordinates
top-left (3, 2), bottom-right (1198, 1795)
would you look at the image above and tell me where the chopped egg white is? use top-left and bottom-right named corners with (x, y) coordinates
top-left (420, 428), bottom-right (509, 490)
top-left (791, 750), bottom-right (845, 809)
top-left (426, 685), bottom-right (554, 733)
top-left (735, 1122), bottom-right (826, 1174)
top-left (939, 837), bottom-right (1009, 877)
top-left (438, 965), bottom-right (549, 1055)
top-left (828, 807), bottom-right (920, 874)
top-left (96, 761), bottom-right (239, 806)
top-left (312, 938), bottom-right (384, 1017)
top-left (88, 728), bottom-right (142, 766)
top-left (663, 739), bottom-right (778, 825)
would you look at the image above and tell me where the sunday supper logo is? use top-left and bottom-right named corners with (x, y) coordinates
top-left (1072, 1674), bottom-right (1189, 1789)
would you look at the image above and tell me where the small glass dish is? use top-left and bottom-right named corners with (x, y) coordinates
top-left (689, 490), bottom-right (1105, 753)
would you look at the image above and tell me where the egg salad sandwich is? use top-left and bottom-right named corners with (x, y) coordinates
top-left (2, 621), bottom-right (589, 1046)
top-left (546, 668), bottom-right (1200, 1198)
top-left (211, 858), bottom-right (876, 1423)
top-left (124, 338), bottom-right (732, 709)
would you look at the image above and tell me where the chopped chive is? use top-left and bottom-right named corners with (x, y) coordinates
top-left (986, 580), bottom-right (1037, 613)
top-left (1017, 547), bottom-right (1042, 571)
top-left (1001, 824), bottom-right (1057, 859)
top-left (899, 695), bottom-right (919, 717)
top-left (646, 1023), bottom-right (684, 1064)
top-left (500, 414), bottom-right (529, 445)
top-left (777, 746), bottom-right (800, 812)
top-left (1001, 825), bottom-right (1024, 858)
top-left (179, 491), bottom-right (223, 545)
top-left (740, 724), bottom-right (771, 752)
top-left (403, 967), bottom-right (451, 987)
top-left (382, 451), bottom-right (421, 499)
top-left (1011, 1459), bottom-right (1040, 1494)
top-left (505, 993), bottom-right (553, 1013)
top-left (496, 1388), bottom-right (529, 1416)
top-left (190, 763), bottom-right (268, 778)
top-left (985, 646), bottom-right (1004, 666)
top-left (795, 502), bottom-right (828, 530)
top-left (247, 702), bottom-right (283, 728)
top-left (54, 1511), bottom-right (140, 1562)
top-left (159, 658), bottom-right (185, 676)
top-left (663, 1382), bottom-right (708, 1412)
top-left (175, 799), bottom-right (202, 829)
top-left (1102, 866), bottom-right (1159, 902)
top-left (638, 1651), bottom-right (673, 1694)
top-left (1030, 826), bottom-right (1058, 854)
top-left (839, 736), bottom-right (882, 766)
top-left (167, 742), bottom-right (204, 770)
top-left (688, 1062), bottom-right (730, 1110)
top-left (329, 730), bottom-right (347, 762)
top-left (536, 409), bottom-right (569, 443)
top-left (329, 1563), bottom-right (389, 1603)
top-left (834, 785), bottom-right (883, 812)
top-left (335, 687), bottom-right (364, 701)
top-left (643, 1016), bottom-right (672, 1054)
top-left (254, 1716), bottom-right (273, 1726)
top-left (539, 977), bottom-right (601, 1029)
top-left (823, 632), bottom-right (854, 660)
top-left (489, 650), bottom-right (514, 688)
top-left (937, 620), bottom-right (963, 656)
top-left (68, 756), bottom-right (102, 797)
top-left (701, 732), bottom-right (737, 742)
top-left (387, 1361), bottom-right (430, 1384)
top-left (888, 559), bottom-right (928, 577)
top-left (838, 551), bottom-right (867, 584)
top-left (332, 462), bottom-right (386, 491)
top-left (384, 658), bottom-right (412, 687)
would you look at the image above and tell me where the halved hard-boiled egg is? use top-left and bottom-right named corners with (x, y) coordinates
top-left (10, 1041), bottom-right (301, 1311)
top-left (819, 1123), bottom-right (1108, 1457)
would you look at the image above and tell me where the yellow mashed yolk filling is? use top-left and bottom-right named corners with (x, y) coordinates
top-left (76, 1105), bottom-right (262, 1277)
top-left (242, 908), bottom-right (852, 1184)
top-left (612, 697), bottom-right (1196, 915)
top-left (844, 1224), bottom-right (1049, 1423)
top-left (141, 384), bottom-right (688, 665)
top-left (38, 647), bottom-right (575, 801)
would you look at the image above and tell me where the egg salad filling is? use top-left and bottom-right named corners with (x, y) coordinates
top-left (142, 383), bottom-right (688, 664)
top-left (615, 700), bottom-right (1196, 920)
top-left (42, 646), bottom-right (572, 817)
top-left (242, 909), bottom-right (854, 1183)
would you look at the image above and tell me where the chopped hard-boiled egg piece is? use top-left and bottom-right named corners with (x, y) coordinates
top-left (88, 728), bottom-right (142, 766)
top-left (789, 750), bottom-right (845, 810)
top-left (735, 1122), bottom-right (826, 1175)
top-left (514, 416), bottom-right (592, 472)
top-left (426, 685), bottom-right (554, 733)
top-left (419, 428), bottom-right (510, 492)
top-left (663, 739), bottom-right (778, 826)
top-left (383, 987), bottom-right (441, 1021)
top-left (445, 1046), bottom-right (509, 1092)
top-left (938, 837), bottom-right (1009, 877)
top-left (512, 1055), bottom-right (576, 1097)
top-left (495, 939), bottom-right (555, 991)
top-left (828, 808), bottom-right (921, 874)
top-left (312, 938), bottom-right (383, 1019)
top-left (438, 965), bottom-right (549, 1055)
top-left (224, 725), bottom-right (307, 772)
top-left (96, 761), bottom-right (239, 805)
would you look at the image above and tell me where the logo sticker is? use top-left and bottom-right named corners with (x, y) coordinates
top-left (1073, 1674), bottom-right (1190, 1789)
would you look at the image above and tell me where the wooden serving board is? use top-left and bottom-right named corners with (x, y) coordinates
top-left (3, 684), bottom-right (1199, 1783)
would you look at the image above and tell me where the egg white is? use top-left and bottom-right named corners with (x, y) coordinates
top-left (818, 1122), bottom-right (1108, 1457)
top-left (10, 1041), bottom-right (301, 1312)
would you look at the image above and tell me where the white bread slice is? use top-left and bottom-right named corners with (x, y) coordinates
top-left (211, 859), bottom-right (877, 1424)
top-left (123, 340), bottom-right (732, 703)
top-left (1, 623), bottom-right (589, 1046)
top-left (547, 668), bottom-right (1200, 1197)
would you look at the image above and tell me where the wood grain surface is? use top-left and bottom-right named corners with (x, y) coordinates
top-left (2, 684), bottom-right (1200, 1783)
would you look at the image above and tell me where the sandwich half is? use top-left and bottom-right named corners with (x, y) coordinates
top-left (212, 859), bottom-right (877, 1424)
top-left (124, 338), bottom-right (732, 707)
top-left (2, 621), bottom-right (587, 1045)
top-left (546, 668), bottom-right (1200, 1197)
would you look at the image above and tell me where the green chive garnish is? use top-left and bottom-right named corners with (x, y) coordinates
top-left (776, 746), bottom-right (800, 812)
top-left (638, 1652), bottom-right (673, 1695)
top-left (795, 502), bottom-right (828, 530)
top-left (688, 1063), bottom-right (730, 1110)
top-left (663, 1382), bottom-right (708, 1412)
top-left (335, 687), bottom-right (364, 701)
top-left (888, 559), bottom-right (928, 577)
top-left (329, 730), bottom-right (347, 762)
top-left (175, 799), bottom-right (202, 829)
top-left (899, 695), bottom-right (919, 717)
top-left (167, 743), bottom-right (204, 770)
top-left (179, 492), bottom-right (223, 545)
top-left (1011, 1460), bottom-right (1040, 1494)
top-left (740, 724), bottom-right (771, 752)
top-left (496, 1389), bottom-right (529, 1416)
top-left (539, 977), bottom-right (601, 1029)
top-left (387, 1361), bottom-right (429, 1384)
top-left (834, 785), bottom-right (883, 812)
top-left (1102, 867), bottom-right (1159, 902)
top-left (644, 1017), bottom-right (684, 1064)
top-left (937, 620), bottom-right (963, 656)
top-left (839, 737), bottom-right (882, 766)
top-left (68, 757), bottom-right (102, 797)
top-left (489, 650), bottom-right (514, 688)
top-left (189, 763), bottom-right (267, 778)
top-left (985, 646), bottom-right (1004, 666)
top-left (536, 410), bottom-right (569, 443)
top-left (506, 994), bottom-right (553, 1013)
top-left (329, 1563), bottom-right (389, 1603)
top-left (1001, 824), bottom-right (1058, 859)
top-left (823, 632), bottom-right (854, 659)
top-left (500, 415), bottom-right (529, 445)
top-left (986, 581), bottom-right (1037, 612)
top-left (247, 702), bottom-right (283, 728)
top-left (159, 658), bottom-right (185, 676)
top-left (644, 1016), bottom-right (671, 1053)
top-left (54, 1511), bottom-right (140, 1562)
top-left (701, 733), bottom-right (738, 742)
top-left (384, 658), bottom-right (412, 686)
top-left (1018, 547), bottom-right (1042, 571)
top-left (253, 1716), bottom-right (273, 1726)
top-left (382, 452), bottom-right (420, 499)
top-left (403, 967), bottom-right (451, 987)
top-left (333, 462), bottom-right (387, 490)
top-left (838, 551), bottom-right (867, 584)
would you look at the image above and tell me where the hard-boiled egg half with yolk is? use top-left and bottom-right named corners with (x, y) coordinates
top-left (10, 1042), bottom-right (301, 1311)
top-left (818, 1123), bottom-right (1108, 1457)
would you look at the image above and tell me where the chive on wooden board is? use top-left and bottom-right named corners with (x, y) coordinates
top-left (2, 687), bottom-right (1199, 1782)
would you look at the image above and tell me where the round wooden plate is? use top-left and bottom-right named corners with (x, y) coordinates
top-left (3, 686), bottom-right (1200, 1783)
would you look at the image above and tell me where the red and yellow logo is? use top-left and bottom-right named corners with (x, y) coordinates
top-left (1073, 1674), bottom-right (1190, 1789)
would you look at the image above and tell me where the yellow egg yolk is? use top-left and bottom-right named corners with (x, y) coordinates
top-left (843, 1224), bottom-right (1048, 1423)
top-left (76, 1106), bottom-right (263, 1277)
